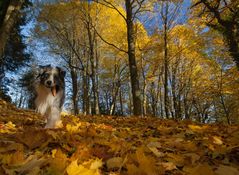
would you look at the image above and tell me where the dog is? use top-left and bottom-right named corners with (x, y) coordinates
top-left (34, 65), bottom-right (65, 128)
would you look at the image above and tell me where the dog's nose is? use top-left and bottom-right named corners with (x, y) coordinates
top-left (46, 80), bottom-right (52, 86)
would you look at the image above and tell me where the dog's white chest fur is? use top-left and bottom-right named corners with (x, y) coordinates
top-left (35, 85), bottom-right (55, 114)
top-left (35, 84), bottom-right (63, 128)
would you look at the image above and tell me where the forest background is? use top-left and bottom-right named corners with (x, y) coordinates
top-left (0, 0), bottom-right (239, 124)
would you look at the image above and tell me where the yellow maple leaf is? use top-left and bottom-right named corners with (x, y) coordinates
top-left (66, 159), bottom-right (102, 175)
top-left (136, 147), bottom-right (157, 175)
top-left (89, 159), bottom-right (103, 170)
top-left (5, 121), bottom-right (15, 128)
top-left (51, 149), bottom-right (57, 158)
top-left (212, 136), bottom-right (223, 145)
top-left (188, 124), bottom-right (208, 131)
top-left (66, 123), bottom-right (81, 133)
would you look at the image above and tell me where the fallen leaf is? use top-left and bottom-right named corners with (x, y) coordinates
top-left (3, 155), bottom-right (47, 174)
top-left (66, 123), bottom-right (81, 133)
top-left (126, 163), bottom-right (141, 175)
top-left (52, 149), bottom-right (57, 158)
top-left (187, 163), bottom-right (215, 175)
top-left (66, 159), bottom-right (102, 175)
top-left (15, 129), bottom-right (50, 149)
top-left (212, 136), bottom-right (223, 145)
top-left (106, 157), bottom-right (124, 170)
top-left (136, 147), bottom-right (157, 175)
top-left (147, 142), bottom-right (164, 157)
top-left (49, 149), bottom-right (68, 174)
top-left (184, 153), bottom-right (200, 164)
top-left (161, 162), bottom-right (177, 171)
top-left (215, 165), bottom-right (239, 175)
top-left (188, 125), bottom-right (208, 132)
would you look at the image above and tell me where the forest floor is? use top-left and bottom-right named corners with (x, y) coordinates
top-left (0, 100), bottom-right (238, 175)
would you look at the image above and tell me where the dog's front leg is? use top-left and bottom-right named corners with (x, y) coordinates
top-left (45, 106), bottom-right (61, 128)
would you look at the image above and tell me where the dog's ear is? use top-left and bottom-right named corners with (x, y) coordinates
top-left (37, 65), bottom-right (51, 77)
top-left (56, 67), bottom-right (66, 78)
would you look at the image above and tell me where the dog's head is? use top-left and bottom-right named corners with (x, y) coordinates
top-left (37, 65), bottom-right (66, 96)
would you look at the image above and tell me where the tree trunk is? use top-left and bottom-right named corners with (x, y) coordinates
top-left (105, 90), bottom-right (110, 114)
top-left (160, 2), bottom-right (170, 119)
top-left (140, 53), bottom-right (147, 116)
top-left (83, 66), bottom-right (90, 115)
top-left (0, 0), bottom-right (24, 58)
top-left (109, 87), bottom-right (118, 115)
top-left (70, 68), bottom-right (79, 115)
top-left (150, 82), bottom-right (156, 117)
top-left (119, 86), bottom-right (123, 115)
top-left (110, 61), bottom-right (119, 115)
top-left (125, 0), bottom-right (142, 116)
top-left (163, 15), bottom-right (169, 119)
top-left (128, 80), bottom-right (133, 115)
top-left (94, 35), bottom-right (100, 114)
top-left (226, 29), bottom-right (239, 69)
top-left (219, 69), bottom-right (231, 124)
top-left (143, 83), bottom-right (147, 116)
top-left (87, 20), bottom-right (97, 115)
top-left (18, 89), bottom-right (24, 108)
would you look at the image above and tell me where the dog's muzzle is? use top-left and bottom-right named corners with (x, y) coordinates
top-left (45, 82), bottom-right (57, 97)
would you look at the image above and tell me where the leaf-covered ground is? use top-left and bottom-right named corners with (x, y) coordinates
top-left (0, 100), bottom-right (239, 175)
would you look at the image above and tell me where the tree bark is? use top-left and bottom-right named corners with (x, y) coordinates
top-left (86, 19), bottom-right (98, 115)
top-left (110, 60), bottom-right (119, 115)
top-left (163, 2), bottom-right (170, 119)
top-left (119, 86), bottom-right (123, 115)
top-left (83, 63), bottom-right (90, 115)
top-left (70, 68), bottom-right (79, 115)
top-left (0, 0), bottom-right (25, 58)
top-left (125, 0), bottom-right (142, 116)
top-left (94, 34), bottom-right (100, 115)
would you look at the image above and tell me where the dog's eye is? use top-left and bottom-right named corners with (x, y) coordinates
top-left (54, 75), bottom-right (59, 81)
top-left (44, 73), bottom-right (49, 78)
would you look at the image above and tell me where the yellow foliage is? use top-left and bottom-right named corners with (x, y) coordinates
top-left (66, 159), bottom-right (102, 175)
top-left (188, 124), bottom-right (208, 132)
top-left (66, 123), bottom-right (82, 133)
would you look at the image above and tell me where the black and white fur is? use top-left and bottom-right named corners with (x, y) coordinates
top-left (34, 65), bottom-right (65, 128)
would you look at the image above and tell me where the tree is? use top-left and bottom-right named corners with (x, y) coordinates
top-left (0, 0), bottom-right (30, 58)
top-left (191, 0), bottom-right (239, 68)
top-left (152, 0), bottom-right (182, 118)
top-left (94, 0), bottom-right (151, 116)
top-left (18, 69), bottom-right (36, 109)
top-left (0, 0), bottom-right (31, 102)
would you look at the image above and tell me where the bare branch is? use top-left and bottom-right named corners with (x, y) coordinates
top-left (132, 0), bottom-right (146, 21)
top-left (43, 17), bottom-right (86, 70)
top-left (90, 23), bottom-right (128, 53)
